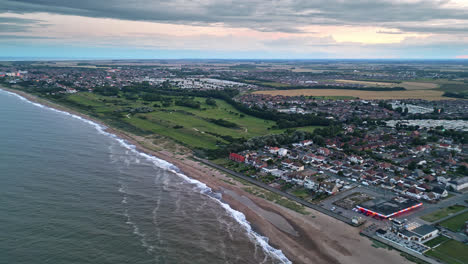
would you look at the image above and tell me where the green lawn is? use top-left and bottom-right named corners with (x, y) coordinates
top-left (58, 93), bottom-right (321, 150)
top-left (291, 187), bottom-right (310, 199)
top-left (420, 205), bottom-right (466, 222)
top-left (439, 211), bottom-right (468, 232)
top-left (424, 235), bottom-right (450, 248)
top-left (425, 239), bottom-right (468, 264)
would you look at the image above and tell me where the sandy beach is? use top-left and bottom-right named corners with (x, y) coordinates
top-left (1, 87), bottom-right (410, 264)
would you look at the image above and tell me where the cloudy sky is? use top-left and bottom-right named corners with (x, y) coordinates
top-left (1, 0), bottom-right (468, 59)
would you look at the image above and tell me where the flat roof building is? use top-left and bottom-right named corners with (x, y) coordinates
top-left (356, 196), bottom-right (422, 219)
top-left (397, 224), bottom-right (439, 243)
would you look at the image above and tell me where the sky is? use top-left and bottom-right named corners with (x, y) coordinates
top-left (0, 0), bottom-right (468, 59)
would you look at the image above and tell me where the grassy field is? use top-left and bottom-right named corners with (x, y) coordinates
top-left (439, 211), bottom-right (468, 232)
top-left (425, 239), bottom-right (468, 264)
top-left (291, 187), bottom-right (310, 199)
top-left (424, 235), bottom-right (450, 248)
top-left (243, 79), bottom-right (292, 88)
top-left (335, 79), bottom-right (396, 87)
top-left (420, 205), bottom-right (466, 222)
top-left (254, 89), bottom-right (449, 100)
top-left (60, 93), bottom-right (320, 149)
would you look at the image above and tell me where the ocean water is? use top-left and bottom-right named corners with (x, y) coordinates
top-left (0, 90), bottom-right (290, 264)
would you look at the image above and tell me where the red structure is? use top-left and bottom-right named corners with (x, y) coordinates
top-left (356, 202), bottom-right (422, 219)
top-left (229, 153), bottom-right (245, 163)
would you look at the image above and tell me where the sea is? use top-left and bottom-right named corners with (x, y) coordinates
top-left (0, 89), bottom-right (290, 264)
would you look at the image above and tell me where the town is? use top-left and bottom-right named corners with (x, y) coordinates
top-left (1, 60), bottom-right (467, 264)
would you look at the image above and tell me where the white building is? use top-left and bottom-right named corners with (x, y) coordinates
top-left (447, 176), bottom-right (468, 191)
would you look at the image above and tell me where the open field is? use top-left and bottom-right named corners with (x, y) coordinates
top-left (425, 239), bottom-right (468, 264)
top-left (335, 79), bottom-right (396, 87)
top-left (423, 235), bottom-right (450, 248)
top-left (60, 93), bottom-right (320, 149)
top-left (335, 79), bottom-right (440, 90)
top-left (439, 211), bottom-right (468, 232)
top-left (420, 205), bottom-right (466, 222)
top-left (291, 68), bottom-right (327, 73)
top-left (254, 89), bottom-right (450, 100)
top-left (401, 81), bottom-right (439, 90)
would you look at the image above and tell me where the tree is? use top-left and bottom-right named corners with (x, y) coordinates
top-left (205, 98), bottom-right (217, 106)
top-left (408, 161), bottom-right (417, 170)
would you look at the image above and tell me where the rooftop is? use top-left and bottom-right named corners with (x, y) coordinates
top-left (357, 197), bottom-right (422, 218)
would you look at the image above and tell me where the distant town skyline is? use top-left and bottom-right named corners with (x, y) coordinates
top-left (1, 0), bottom-right (468, 59)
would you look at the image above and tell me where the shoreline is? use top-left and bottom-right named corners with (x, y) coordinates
top-left (1, 87), bottom-right (411, 264)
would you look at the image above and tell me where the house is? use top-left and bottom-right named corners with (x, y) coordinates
top-left (268, 147), bottom-right (279, 154)
top-left (290, 162), bottom-right (304, 171)
top-left (303, 153), bottom-right (326, 163)
top-left (229, 153), bottom-right (245, 163)
top-left (432, 186), bottom-right (448, 198)
top-left (320, 182), bottom-right (339, 194)
top-left (422, 192), bottom-right (437, 201)
top-left (437, 176), bottom-right (450, 184)
top-left (289, 172), bottom-right (307, 185)
top-left (417, 183), bottom-right (432, 192)
top-left (424, 175), bottom-right (436, 182)
top-left (271, 169), bottom-right (285, 177)
top-left (282, 159), bottom-right (294, 168)
top-left (318, 147), bottom-right (331, 156)
top-left (405, 187), bottom-right (421, 200)
top-left (348, 155), bottom-right (364, 164)
top-left (261, 166), bottom-right (277, 174)
top-left (278, 148), bottom-right (289, 157)
top-left (397, 224), bottom-right (438, 242)
top-left (304, 177), bottom-right (317, 190)
top-left (287, 152), bottom-right (299, 160)
top-left (447, 176), bottom-right (468, 191)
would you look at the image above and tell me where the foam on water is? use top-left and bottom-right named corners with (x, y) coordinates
top-left (0, 89), bottom-right (292, 264)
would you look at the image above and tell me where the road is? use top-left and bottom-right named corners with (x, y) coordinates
top-left (195, 157), bottom-right (355, 225)
top-left (404, 193), bottom-right (467, 220)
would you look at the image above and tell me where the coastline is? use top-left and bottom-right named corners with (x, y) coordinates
top-left (1, 87), bottom-right (411, 264)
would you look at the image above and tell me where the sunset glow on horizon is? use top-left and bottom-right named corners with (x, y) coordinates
top-left (0, 0), bottom-right (467, 59)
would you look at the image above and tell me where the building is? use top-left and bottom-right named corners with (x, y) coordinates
top-left (229, 153), bottom-right (245, 163)
top-left (356, 197), bottom-right (422, 219)
top-left (278, 148), bottom-right (288, 156)
top-left (397, 224), bottom-right (439, 242)
top-left (447, 176), bottom-right (468, 191)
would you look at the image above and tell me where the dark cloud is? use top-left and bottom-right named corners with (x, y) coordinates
top-left (0, 34), bottom-right (54, 39)
top-left (0, 16), bottom-right (40, 24)
top-left (396, 25), bottom-right (468, 34)
top-left (0, 0), bottom-right (468, 34)
top-left (0, 16), bottom-right (45, 32)
top-left (0, 23), bottom-right (31, 32)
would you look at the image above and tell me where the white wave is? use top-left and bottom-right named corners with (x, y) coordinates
top-left (124, 209), bottom-right (155, 253)
top-left (0, 88), bottom-right (291, 264)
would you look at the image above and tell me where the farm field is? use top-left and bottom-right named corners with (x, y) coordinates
top-left (254, 89), bottom-right (449, 100)
top-left (334, 79), bottom-right (440, 90)
top-left (58, 93), bottom-right (320, 150)
top-left (420, 205), bottom-right (466, 222)
top-left (425, 239), bottom-right (468, 264)
top-left (335, 79), bottom-right (396, 87)
top-left (401, 81), bottom-right (439, 90)
top-left (439, 211), bottom-right (468, 232)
